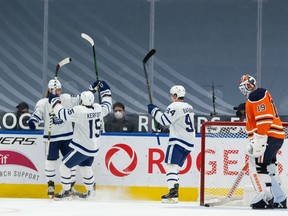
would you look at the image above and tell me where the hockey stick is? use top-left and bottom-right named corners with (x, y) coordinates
top-left (143, 49), bottom-right (159, 134)
top-left (81, 33), bottom-right (101, 102)
top-left (204, 162), bottom-right (249, 207)
top-left (55, 57), bottom-right (72, 80)
top-left (143, 49), bottom-right (156, 104)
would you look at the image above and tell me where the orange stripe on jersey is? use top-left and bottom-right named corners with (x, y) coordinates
top-left (245, 89), bottom-right (285, 139)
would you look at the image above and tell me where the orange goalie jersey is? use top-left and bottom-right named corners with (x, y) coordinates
top-left (245, 87), bottom-right (285, 139)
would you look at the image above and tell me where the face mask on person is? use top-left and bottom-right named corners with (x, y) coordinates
top-left (114, 111), bottom-right (124, 120)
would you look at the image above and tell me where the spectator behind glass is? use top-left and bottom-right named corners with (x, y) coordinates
top-left (233, 102), bottom-right (246, 122)
top-left (104, 102), bottom-right (137, 132)
top-left (15, 102), bottom-right (30, 130)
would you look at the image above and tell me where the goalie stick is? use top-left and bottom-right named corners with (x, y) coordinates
top-left (204, 162), bottom-right (249, 207)
top-left (81, 33), bottom-right (101, 102)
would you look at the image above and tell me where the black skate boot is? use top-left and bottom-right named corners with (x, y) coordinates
top-left (274, 198), bottom-right (287, 209)
top-left (78, 190), bottom-right (92, 199)
top-left (47, 181), bottom-right (55, 198)
top-left (161, 183), bottom-right (179, 204)
top-left (251, 198), bottom-right (274, 209)
top-left (54, 189), bottom-right (73, 201)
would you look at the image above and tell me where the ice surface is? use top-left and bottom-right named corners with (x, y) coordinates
top-left (0, 197), bottom-right (287, 216)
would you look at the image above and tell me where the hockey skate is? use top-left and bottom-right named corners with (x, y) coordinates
top-left (76, 183), bottom-right (96, 199)
top-left (70, 181), bottom-right (81, 196)
top-left (54, 189), bottom-right (73, 201)
top-left (251, 198), bottom-right (274, 209)
top-left (77, 190), bottom-right (93, 199)
top-left (47, 180), bottom-right (55, 198)
top-left (274, 198), bottom-right (287, 209)
top-left (161, 183), bottom-right (179, 204)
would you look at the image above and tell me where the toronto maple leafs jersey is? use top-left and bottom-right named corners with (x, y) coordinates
top-left (53, 95), bottom-right (112, 156)
top-left (151, 101), bottom-right (195, 151)
top-left (29, 94), bottom-right (80, 142)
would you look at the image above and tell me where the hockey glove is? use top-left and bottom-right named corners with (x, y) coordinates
top-left (89, 81), bottom-right (99, 93)
top-left (48, 93), bottom-right (58, 104)
top-left (28, 118), bottom-right (37, 130)
top-left (147, 104), bottom-right (157, 114)
top-left (98, 80), bottom-right (110, 92)
top-left (250, 133), bottom-right (268, 158)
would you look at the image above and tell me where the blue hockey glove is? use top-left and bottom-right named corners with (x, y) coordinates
top-left (147, 104), bottom-right (157, 114)
top-left (28, 119), bottom-right (37, 130)
top-left (89, 81), bottom-right (99, 93)
top-left (98, 80), bottom-right (110, 92)
top-left (48, 93), bottom-right (58, 104)
top-left (89, 80), bottom-right (110, 93)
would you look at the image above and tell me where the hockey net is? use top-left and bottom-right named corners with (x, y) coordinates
top-left (199, 121), bottom-right (288, 206)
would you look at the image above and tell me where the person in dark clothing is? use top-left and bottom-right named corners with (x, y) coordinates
top-left (233, 102), bottom-right (246, 122)
top-left (104, 102), bottom-right (137, 132)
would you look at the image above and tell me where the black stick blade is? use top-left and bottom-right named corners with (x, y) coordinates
top-left (143, 49), bottom-right (156, 64)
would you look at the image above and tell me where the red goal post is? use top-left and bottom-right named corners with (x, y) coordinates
top-left (199, 121), bottom-right (288, 206)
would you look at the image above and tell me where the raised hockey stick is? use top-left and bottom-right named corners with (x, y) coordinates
top-left (143, 49), bottom-right (156, 104)
top-left (54, 57), bottom-right (72, 79)
top-left (204, 162), bottom-right (249, 207)
top-left (81, 33), bottom-right (101, 102)
top-left (142, 49), bottom-right (159, 134)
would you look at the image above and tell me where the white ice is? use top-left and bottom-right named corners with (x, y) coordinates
top-left (0, 197), bottom-right (287, 216)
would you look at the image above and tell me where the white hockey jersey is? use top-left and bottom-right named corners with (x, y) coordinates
top-left (151, 101), bottom-right (195, 151)
top-left (53, 95), bottom-right (112, 156)
top-left (29, 94), bottom-right (80, 142)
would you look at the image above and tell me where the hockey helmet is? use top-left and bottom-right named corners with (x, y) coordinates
top-left (48, 79), bottom-right (61, 90)
top-left (170, 85), bottom-right (186, 98)
top-left (80, 91), bottom-right (94, 106)
top-left (239, 74), bottom-right (257, 98)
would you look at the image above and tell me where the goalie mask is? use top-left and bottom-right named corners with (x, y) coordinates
top-left (48, 79), bottom-right (61, 90)
top-left (239, 74), bottom-right (257, 98)
top-left (80, 91), bottom-right (94, 106)
top-left (170, 85), bottom-right (185, 98)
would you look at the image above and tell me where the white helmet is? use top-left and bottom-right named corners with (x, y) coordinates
top-left (80, 91), bottom-right (94, 106)
top-left (48, 79), bottom-right (61, 90)
top-left (239, 74), bottom-right (257, 98)
top-left (170, 85), bottom-right (185, 98)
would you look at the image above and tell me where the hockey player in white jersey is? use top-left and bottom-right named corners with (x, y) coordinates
top-left (28, 79), bottom-right (88, 197)
top-left (147, 85), bottom-right (195, 203)
top-left (49, 80), bottom-right (112, 200)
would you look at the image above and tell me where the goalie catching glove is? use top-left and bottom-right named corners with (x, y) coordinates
top-left (246, 133), bottom-right (268, 157)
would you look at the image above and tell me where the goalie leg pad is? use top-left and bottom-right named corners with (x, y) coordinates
top-left (267, 163), bottom-right (286, 203)
top-left (249, 157), bottom-right (273, 208)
